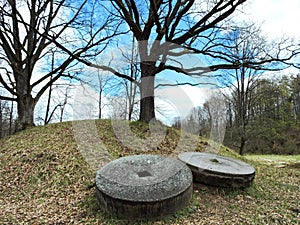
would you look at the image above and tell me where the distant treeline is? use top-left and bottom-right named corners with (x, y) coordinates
top-left (173, 75), bottom-right (300, 155)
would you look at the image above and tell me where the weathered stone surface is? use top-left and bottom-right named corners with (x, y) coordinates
top-left (95, 154), bottom-right (193, 219)
top-left (178, 152), bottom-right (255, 188)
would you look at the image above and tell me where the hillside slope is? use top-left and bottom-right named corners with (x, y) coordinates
top-left (0, 120), bottom-right (299, 224)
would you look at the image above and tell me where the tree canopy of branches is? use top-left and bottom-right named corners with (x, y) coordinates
top-left (1, 0), bottom-right (299, 131)
top-left (218, 25), bottom-right (266, 155)
top-left (0, 0), bottom-right (118, 130)
top-left (100, 0), bottom-right (299, 123)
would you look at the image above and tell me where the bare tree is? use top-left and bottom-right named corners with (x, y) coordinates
top-left (185, 105), bottom-right (211, 137)
top-left (44, 49), bottom-right (57, 125)
top-left (0, 0), bottom-right (118, 130)
top-left (108, 95), bottom-right (128, 119)
top-left (0, 91), bottom-right (15, 137)
top-left (290, 74), bottom-right (300, 121)
top-left (123, 38), bottom-right (140, 121)
top-left (220, 25), bottom-right (270, 154)
top-left (97, 71), bottom-right (112, 119)
top-left (56, 85), bottom-right (72, 122)
top-left (102, 36), bottom-right (140, 121)
top-left (94, 0), bottom-right (298, 123)
top-left (125, 80), bottom-right (139, 120)
top-left (40, 84), bottom-right (73, 124)
top-left (24, 0), bottom-right (298, 125)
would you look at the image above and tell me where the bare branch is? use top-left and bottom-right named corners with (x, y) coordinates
top-left (0, 95), bottom-right (17, 101)
top-left (155, 81), bottom-right (219, 89)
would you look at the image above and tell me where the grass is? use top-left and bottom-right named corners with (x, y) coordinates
top-left (245, 154), bottom-right (300, 163)
top-left (0, 119), bottom-right (299, 224)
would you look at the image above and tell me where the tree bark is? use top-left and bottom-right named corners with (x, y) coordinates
top-left (16, 94), bottom-right (36, 131)
top-left (44, 77), bottom-right (53, 124)
top-left (139, 62), bottom-right (156, 123)
top-left (239, 129), bottom-right (247, 155)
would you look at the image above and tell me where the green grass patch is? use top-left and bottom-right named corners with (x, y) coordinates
top-left (245, 154), bottom-right (300, 162)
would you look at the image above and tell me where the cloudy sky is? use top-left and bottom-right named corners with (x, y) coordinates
top-left (246, 0), bottom-right (300, 38)
top-left (156, 0), bottom-right (300, 124)
top-left (37, 0), bottom-right (300, 125)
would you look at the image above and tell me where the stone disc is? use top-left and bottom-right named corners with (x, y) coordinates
top-left (178, 152), bottom-right (255, 188)
top-left (95, 154), bottom-right (193, 219)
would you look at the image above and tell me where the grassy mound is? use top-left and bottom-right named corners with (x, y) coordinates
top-left (0, 120), bottom-right (299, 224)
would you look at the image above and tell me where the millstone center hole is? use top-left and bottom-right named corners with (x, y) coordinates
top-left (210, 158), bottom-right (221, 164)
top-left (137, 170), bottom-right (152, 177)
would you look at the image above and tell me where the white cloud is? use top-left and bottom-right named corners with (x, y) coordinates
top-left (243, 0), bottom-right (300, 39)
top-left (155, 85), bottom-right (219, 125)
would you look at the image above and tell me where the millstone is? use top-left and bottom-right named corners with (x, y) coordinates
top-left (178, 152), bottom-right (255, 188)
top-left (95, 154), bottom-right (193, 219)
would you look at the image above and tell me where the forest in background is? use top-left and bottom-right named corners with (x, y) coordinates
top-left (175, 75), bottom-right (300, 155)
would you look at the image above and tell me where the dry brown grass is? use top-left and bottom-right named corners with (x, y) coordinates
top-left (0, 120), bottom-right (299, 224)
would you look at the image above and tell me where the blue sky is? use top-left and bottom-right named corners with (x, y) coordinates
top-left (33, 0), bottom-right (300, 125)
top-left (157, 0), bottom-right (300, 124)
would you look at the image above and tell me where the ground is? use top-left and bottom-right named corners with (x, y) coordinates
top-left (0, 120), bottom-right (299, 224)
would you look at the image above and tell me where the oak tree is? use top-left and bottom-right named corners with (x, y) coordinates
top-left (0, 0), bottom-right (117, 130)
top-left (103, 0), bottom-right (298, 123)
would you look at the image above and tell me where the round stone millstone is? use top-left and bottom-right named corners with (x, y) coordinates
top-left (178, 152), bottom-right (255, 188)
top-left (95, 154), bottom-right (193, 219)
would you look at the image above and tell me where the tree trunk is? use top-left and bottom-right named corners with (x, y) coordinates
top-left (44, 79), bottom-right (53, 124)
top-left (98, 88), bottom-right (102, 119)
top-left (139, 63), bottom-right (156, 123)
top-left (239, 134), bottom-right (246, 155)
top-left (16, 94), bottom-right (36, 131)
